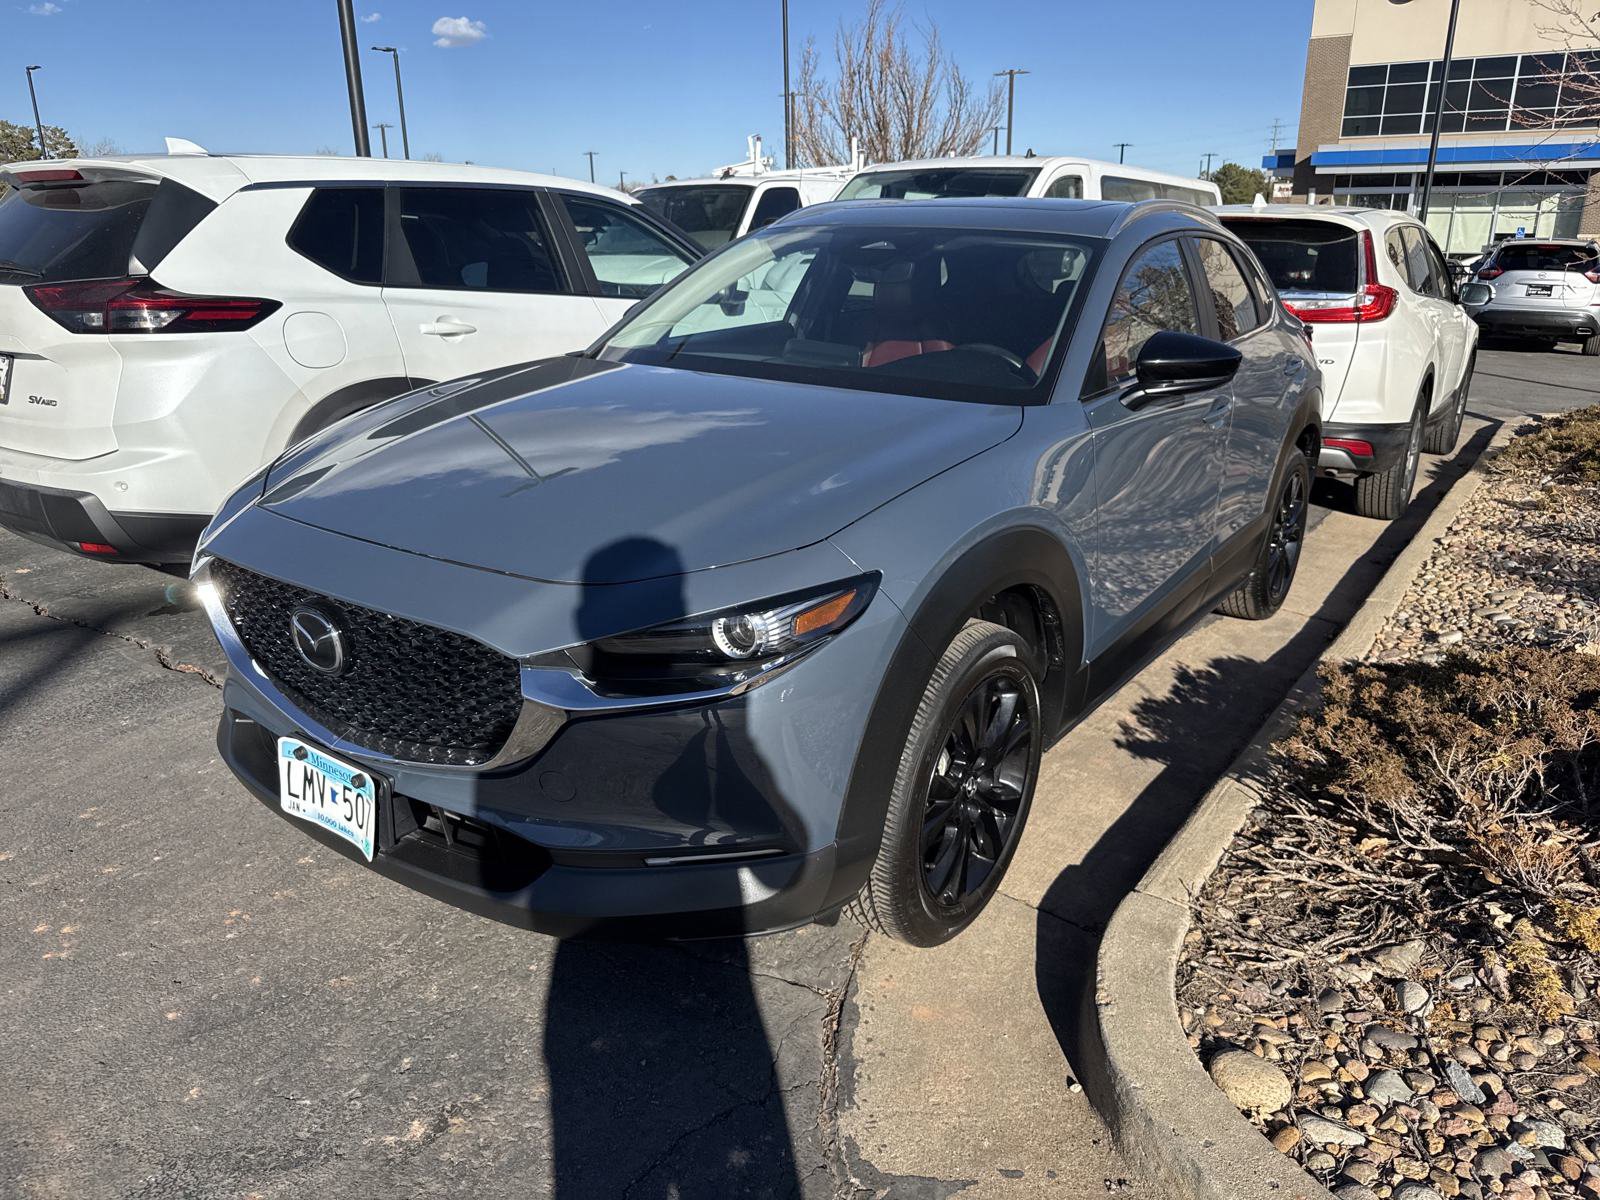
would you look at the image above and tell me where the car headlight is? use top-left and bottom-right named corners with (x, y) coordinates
top-left (539, 574), bottom-right (879, 697)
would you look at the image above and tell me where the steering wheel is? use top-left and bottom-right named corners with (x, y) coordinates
top-left (956, 342), bottom-right (1032, 375)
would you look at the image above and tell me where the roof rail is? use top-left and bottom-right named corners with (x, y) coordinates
top-left (1105, 198), bottom-right (1206, 237)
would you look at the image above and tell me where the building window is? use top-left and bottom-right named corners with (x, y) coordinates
top-left (1341, 53), bottom-right (1597, 138)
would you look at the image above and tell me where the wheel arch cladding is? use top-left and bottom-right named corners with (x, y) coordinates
top-left (289, 376), bottom-right (434, 445)
top-left (830, 526), bottom-right (1087, 881)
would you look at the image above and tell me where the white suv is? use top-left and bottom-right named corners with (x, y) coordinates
top-left (0, 153), bottom-right (700, 564)
top-left (1218, 205), bottom-right (1477, 520)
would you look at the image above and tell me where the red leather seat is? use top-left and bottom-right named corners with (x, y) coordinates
top-left (863, 338), bottom-right (955, 368)
top-left (1026, 338), bottom-right (1055, 376)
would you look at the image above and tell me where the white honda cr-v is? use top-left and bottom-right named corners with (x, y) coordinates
top-left (0, 151), bottom-right (700, 564)
top-left (1218, 204), bottom-right (1477, 520)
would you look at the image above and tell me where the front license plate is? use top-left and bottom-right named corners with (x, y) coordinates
top-left (1526, 283), bottom-right (1554, 297)
top-left (0, 354), bottom-right (12, 405)
top-left (277, 737), bottom-right (378, 861)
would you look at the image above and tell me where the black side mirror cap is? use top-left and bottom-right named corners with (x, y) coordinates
top-left (1129, 330), bottom-right (1243, 403)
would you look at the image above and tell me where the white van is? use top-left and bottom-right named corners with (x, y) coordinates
top-left (836, 155), bottom-right (1221, 207)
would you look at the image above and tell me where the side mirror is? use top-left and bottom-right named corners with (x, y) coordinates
top-left (1128, 330), bottom-right (1243, 404)
top-left (1458, 282), bottom-right (1494, 307)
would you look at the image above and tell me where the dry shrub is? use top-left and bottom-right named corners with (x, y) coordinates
top-left (1280, 647), bottom-right (1600, 989)
top-left (1497, 404), bottom-right (1600, 484)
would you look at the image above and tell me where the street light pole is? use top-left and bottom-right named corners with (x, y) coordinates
top-left (24, 65), bottom-right (46, 159)
top-left (584, 151), bottom-right (597, 182)
top-left (994, 69), bottom-right (1029, 156)
top-left (374, 122), bottom-right (392, 158)
top-left (371, 46), bottom-right (409, 159)
top-left (335, 0), bottom-right (371, 156)
top-left (782, 0), bottom-right (793, 170)
top-left (1419, 0), bottom-right (1463, 222)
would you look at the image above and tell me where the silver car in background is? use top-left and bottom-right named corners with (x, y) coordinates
top-left (1469, 238), bottom-right (1600, 355)
top-left (194, 199), bottom-right (1321, 947)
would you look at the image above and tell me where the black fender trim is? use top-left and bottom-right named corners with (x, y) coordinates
top-left (826, 528), bottom-right (1088, 903)
top-left (289, 376), bottom-right (434, 445)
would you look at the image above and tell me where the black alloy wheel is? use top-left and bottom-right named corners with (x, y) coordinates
top-left (1263, 464), bottom-right (1308, 611)
top-left (921, 673), bottom-right (1035, 907)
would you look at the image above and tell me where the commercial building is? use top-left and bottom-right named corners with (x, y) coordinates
top-left (1272, 0), bottom-right (1600, 256)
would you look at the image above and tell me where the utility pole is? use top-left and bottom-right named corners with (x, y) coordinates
top-left (24, 65), bottom-right (46, 159)
top-left (1419, 0), bottom-right (1463, 221)
top-left (1268, 117), bottom-right (1286, 156)
top-left (584, 151), bottom-right (598, 182)
top-left (781, 0), bottom-right (793, 170)
top-left (618, 170), bottom-right (627, 191)
top-left (1114, 142), bottom-right (1132, 164)
top-left (374, 122), bottom-right (392, 158)
top-left (990, 126), bottom-right (1002, 155)
top-left (370, 46), bottom-right (409, 159)
top-left (994, 69), bottom-right (1029, 155)
top-left (1201, 152), bottom-right (1218, 179)
top-left (335, 0), bottom-right (371, 156)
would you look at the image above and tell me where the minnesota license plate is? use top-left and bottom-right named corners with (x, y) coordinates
top-left (277, 737), bottom-right (378, 861)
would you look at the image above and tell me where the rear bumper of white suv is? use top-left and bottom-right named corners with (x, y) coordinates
top-left (0, 476), bottom-right (206, 562)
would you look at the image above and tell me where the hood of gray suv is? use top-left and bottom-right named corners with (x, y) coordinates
top-left (260, 359), bottom-right (1021, 584)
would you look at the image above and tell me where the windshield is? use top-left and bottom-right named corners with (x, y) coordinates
top-left (595, 222), bottom-right (1099, 404)
top-left (1225, 219), bottom-right (1361, 295)
top-left (637, 184), bottom-right (753, 251)
top-left (837, 167), bottom-right (1041, 202)
top-left (1492, 242), bottom-right (1598, 273)
top-left (0, 174), bottom-right (158, 283)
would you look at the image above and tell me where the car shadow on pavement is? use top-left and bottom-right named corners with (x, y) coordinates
top-left (544, 537), bottom-right (805, 1199)
top-left (1031, 417), bottom-right (1501, 1119)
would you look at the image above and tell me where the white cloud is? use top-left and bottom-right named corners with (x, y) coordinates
top-left (431, 15), bottom-right (486, 47)
top-left (28, 2), bottom-right (62, 14)
top-left (360, 10), bottom-right (381, 21)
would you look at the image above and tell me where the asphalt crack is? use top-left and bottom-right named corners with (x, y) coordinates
top-left (821, 928), bottom-right (870, 1198)
top-left (0, 579), bottom-right (221, 688)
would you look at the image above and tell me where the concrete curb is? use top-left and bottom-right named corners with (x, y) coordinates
top-left (1085, 421), bottom-right (1521, 1200)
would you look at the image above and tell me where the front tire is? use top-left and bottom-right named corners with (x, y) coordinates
top-left (849, 620), bottom-right (1042, 947)
top-left (1218, 448), bottom-right (1310, 621)
top-left (1422, 353), bottom-right (1472, 455)
top-left (1353, 398), bottom-right (1425, 521)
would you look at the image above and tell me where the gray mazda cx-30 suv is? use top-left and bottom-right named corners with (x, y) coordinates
top-left (195, 198), bottom-right (1321, 946)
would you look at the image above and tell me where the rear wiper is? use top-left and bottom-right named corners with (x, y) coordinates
top-left (0, 260), bottom-right (42, 279)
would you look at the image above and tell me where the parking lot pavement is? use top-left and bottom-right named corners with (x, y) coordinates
top-left (0, 351), bottom-right (1588, 1198)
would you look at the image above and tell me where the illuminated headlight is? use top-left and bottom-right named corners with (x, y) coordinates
top-left (541, 575), bottom-right (878, 696)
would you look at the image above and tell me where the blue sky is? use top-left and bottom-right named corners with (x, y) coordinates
top-left (6, 0), bottom-right (1312, 183)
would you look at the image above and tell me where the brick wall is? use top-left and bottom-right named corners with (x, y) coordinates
top-left (1293, 34), bottom-right (1352, 198)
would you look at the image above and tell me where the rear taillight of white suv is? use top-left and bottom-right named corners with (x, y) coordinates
top-left (23, 277), bottom-right (279, 334)
top-left (1282, 231), bottom-right (1398, 325)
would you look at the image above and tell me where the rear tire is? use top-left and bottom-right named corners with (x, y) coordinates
top-left (848, 620), bottom-right (1042, 947)
top-left (1422, 353), bottom-right (1472, 455)
top-left (1583, 333), bottom-right (1600, 357)
top-left (1218, 448), bottom-right (1310, 621)
top-left (1353, 397), bottom-right (1426, 521)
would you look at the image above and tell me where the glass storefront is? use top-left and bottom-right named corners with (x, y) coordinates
top-left (1326, 171), bottom-right (1589, 256)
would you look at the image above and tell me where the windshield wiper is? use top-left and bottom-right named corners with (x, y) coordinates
top-left (0, 260), bottom-right (42, 279)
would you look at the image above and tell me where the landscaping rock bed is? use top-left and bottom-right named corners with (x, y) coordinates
top-left (1175, 410), bottom-right (1600, 1200)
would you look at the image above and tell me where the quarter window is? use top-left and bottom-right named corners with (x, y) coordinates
top-left (1045, 175), bottom-right (1084, 199)
top-left (288, 187), bottom-right (384, 285)
top-left (562, 196), bottom-right (697, 300)
top-left (1192, 238), bottom-right (1261, 340)
top-left (394, 187), bottom-right (564, 293)
top-left (748, 186), bottom-right (801, 230)
top-left (1089, 240), bottom-right (1200, 393)
top-left (1399, 225), bottom-right (1440, 297)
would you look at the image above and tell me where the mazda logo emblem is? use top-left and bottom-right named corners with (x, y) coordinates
top-left (289, 606), bottom-right (346, 676)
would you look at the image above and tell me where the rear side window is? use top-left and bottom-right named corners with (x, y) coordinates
top-left (0, 172), bottom-right (190, 284)
top-left (749, 186), bottom-right (800, 230)
top-left (1399, 226), bottom-right (1439, 297)
top-left (1492, 242), bottom-right (1599, 273)
top-left (1192, 238), bottom-right (1262, 339)
top-left (1225, 219), bottom-right (1361, 295)
top-left (288, 187), bottom-right (384, 285)
top-left (394, 186), bottom-right (564, 293)
top-left (1045, 175), bottom-right (1084, 199)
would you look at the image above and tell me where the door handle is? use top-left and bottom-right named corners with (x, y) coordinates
top-left (1201, 397), bottom-right (1231, 428)
top-left (420, 318), bottom-right (477, 337)
top-left (1282, 357), bottom-right (1305, 377)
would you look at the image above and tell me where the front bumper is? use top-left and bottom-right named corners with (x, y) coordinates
top-left (1473, 306), bottom-right (1599, 339)
top-left (1317, 421), bottom-right (1414, 474)
top-left (196, 527), bottom-right (905, 939)
top-left (0, 477), bottom-right (205, 563)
